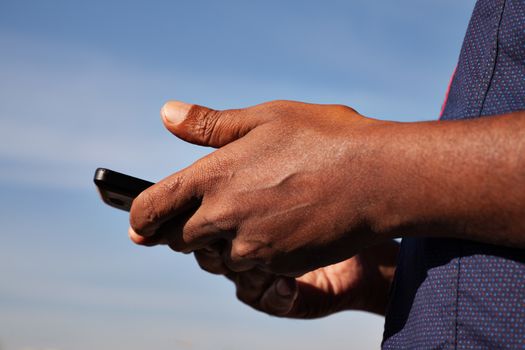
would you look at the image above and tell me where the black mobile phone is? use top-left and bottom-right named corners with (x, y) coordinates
top-left (94, 168), bottom-right (154, 212)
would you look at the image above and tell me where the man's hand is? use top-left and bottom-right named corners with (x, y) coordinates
top-left (129, 99), bottom-right (525, 276)
top-left (194, 241), bottom-right (399, 318)
top-left (129, 100), bottom-right (393, 276)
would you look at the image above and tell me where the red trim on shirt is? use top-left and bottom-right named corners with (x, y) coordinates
top-left (439, 66), bottom-right (457, 120)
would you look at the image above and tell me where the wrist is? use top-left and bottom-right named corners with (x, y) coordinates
top-left (342, 118), bottom-right (406, 242)
top-left (358, 120), bottom-right (436, 241)
top-left (358, 119), bottom-right (486, 243)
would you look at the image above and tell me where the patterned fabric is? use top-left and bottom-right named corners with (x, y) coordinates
top-left (382, 1), bottom-right (525, 349)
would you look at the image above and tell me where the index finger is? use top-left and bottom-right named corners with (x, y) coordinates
top-left (129, 162), bottom-right (206, 238)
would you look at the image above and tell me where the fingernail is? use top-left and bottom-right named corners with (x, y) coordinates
top-left (161, 101), bottom-right (192, 125)
top-left (275, 278), bottom-right (293, 298)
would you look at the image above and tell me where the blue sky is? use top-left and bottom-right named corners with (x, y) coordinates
top-left (0, 1), bottom-right (476, 349)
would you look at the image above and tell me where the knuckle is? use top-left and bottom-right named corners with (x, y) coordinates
top-left (255, 100), bottom-right (314, 123)
top-left (233, 230), bottom-right (273, 262)
top-left (261, 100), bottom-right (288, 115)
top-left (264, 100), bottom-right (284, 108)
top-left (129, 190), bottom-right (160, 236)
top-left (264, 99), bottom-right (291, 108)
top-left (329, 104), bottom-right (358, 115)
top-left (200, 205), bottom-right (236, 233)
top-left (226, 240), bottom-right (261, 271)
top-left (181, 224), bottom-right (202, 247)
top-left (224, 257), bottom-right (251, 273)
top-left (249, 100), bottom-right (288, 119)
top-left (187, 107), bottom-right (221, 144)
top-left (159, 175), bottom-right (185, 196)
top-left (230, 241), bottom-right (255, 260)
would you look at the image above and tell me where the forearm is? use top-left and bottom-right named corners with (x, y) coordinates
top-left (366, 111), bottom-right (525, 247)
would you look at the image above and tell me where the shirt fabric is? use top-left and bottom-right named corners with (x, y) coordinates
top-left (382, 0), bottom-right (525, 349)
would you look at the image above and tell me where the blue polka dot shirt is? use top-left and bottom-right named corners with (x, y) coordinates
top-left (382, 1), bottom-right (525, 349)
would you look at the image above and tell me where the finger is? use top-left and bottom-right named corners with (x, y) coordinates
top-left (221, 239), bottom-right (259, 272)
top-left (259, 277), bottom-right (299, 316)
top-left (160, 100), bottom-right (273, 148)
top-left (128, 226), bottom-right (166, 246)
top-left (279, 278), bottom-right (344, 319)
top-left (193, 247), bottom-right (230, 275)
top-left (233, 269), bottom-right (275, 305)
top-left (162, 201), bottom-right (234, 253)
top-left (129, 164), bottom-right (205, 238)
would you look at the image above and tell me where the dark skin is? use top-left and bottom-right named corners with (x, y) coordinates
top-left (194, 240), bottom-right (398, 317)
top-left (129, 100), bottom-right (525, 318)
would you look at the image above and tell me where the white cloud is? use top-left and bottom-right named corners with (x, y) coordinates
top-left (0, 31), bottom-right (419, 191)
top-left (0, 33), bottom-right (443, 170)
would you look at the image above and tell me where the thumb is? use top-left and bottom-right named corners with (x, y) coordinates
top-left (161, 100), bottom-right (268, 148)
